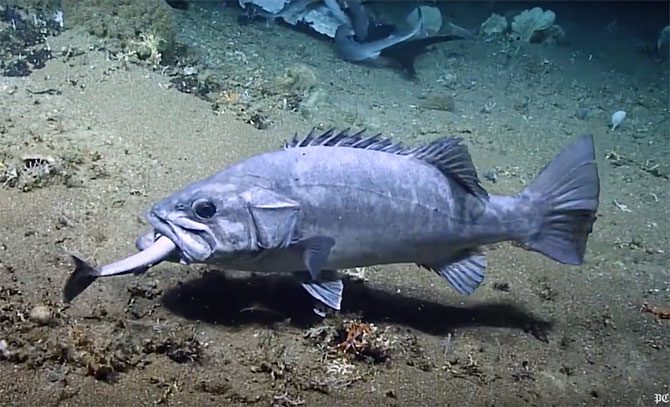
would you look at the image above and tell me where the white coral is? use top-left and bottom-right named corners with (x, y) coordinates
top-left (480, 14), bottom-right (508, 38)
top-left (658, 26), bottom-right (670, 53)
top-left (511, 7), bottom-right (563, 44)
top-left (325, 357), bottom-right (355, 376)
top-left (238, 0), bottom-right (289, 14)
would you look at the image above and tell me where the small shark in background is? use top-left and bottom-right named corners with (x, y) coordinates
top-left (63, 129), bottom-right (600, 318)
top-left (235, 0), bottom-right (471, 76)
top-left (331, 2), bottom-right (468, 76)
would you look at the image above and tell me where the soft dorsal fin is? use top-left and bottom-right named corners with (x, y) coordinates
top-left (404, 137), bottom-right (488, 199)
top-left (284, 128), bottom-right (488, 200)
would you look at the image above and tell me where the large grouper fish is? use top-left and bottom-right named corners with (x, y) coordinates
top-left (64, 129), bottom-right (600, 315)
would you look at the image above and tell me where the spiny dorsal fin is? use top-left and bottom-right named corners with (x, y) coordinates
top-left (284, 128), bottom-right (487, 200)
top-left (284, 128), bottom-right (405, 153)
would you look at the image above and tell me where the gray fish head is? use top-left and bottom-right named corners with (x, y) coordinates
top-left (146, 181), bottom-right (254, 265)
top-left (335, 24), bottom-right (355, 42)
top-left (334, 25), bottom-right (375, 62)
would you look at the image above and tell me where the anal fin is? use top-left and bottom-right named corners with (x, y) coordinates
top-left (421, 250), bottom-right (487, 295)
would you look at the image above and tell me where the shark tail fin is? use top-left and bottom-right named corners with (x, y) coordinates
top-left (381, 35), bottom-right (464, 77)
top-left (409, 5), bottom-right (425, 38)
top-left (63, 256), bottom-right (99, 303)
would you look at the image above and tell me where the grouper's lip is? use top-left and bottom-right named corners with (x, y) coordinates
top-left (147, 210), bottom-right (193, 263)
top-left (147, 210), bottom-right (211, 264)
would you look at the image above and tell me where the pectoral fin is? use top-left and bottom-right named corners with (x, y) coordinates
top-left (300, 271), bottom-right (343, 315)
top-left (420, 249), bottom-right (487, 295)
top-left (297, 236), bottom-right (335, 280)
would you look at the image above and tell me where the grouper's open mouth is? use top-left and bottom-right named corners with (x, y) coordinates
top-left (147, 210), bottom-right (213, 264)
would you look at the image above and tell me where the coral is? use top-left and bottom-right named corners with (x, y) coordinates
top-left (657, 25), bottom-right (670, 53)
top-left (511, 7), bottom-right (565, 45)
top-left (305, 319), bottom-right (394, 363)
top-left (274, 64), bottom-right (317, 96)
top-left (610, 110), bottom-right (626, 130)
top-left (61, 0), bottom-right (176, 56)
top-left (480, 13), bottom-right (508, 38)
top-left (408, 6), bottom-right (442, 37)
top-left (122, 31), bottom-right (166, 69)
top-left (0, 160), bottom-right (18, 187)
top-left (17, 154), bottom-right (60, 191)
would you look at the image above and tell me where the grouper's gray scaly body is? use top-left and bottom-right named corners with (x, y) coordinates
top-left (64, 129), bottom-right (600, 315)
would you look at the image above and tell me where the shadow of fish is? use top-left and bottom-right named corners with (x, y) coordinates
top-left (64, 129), bottom-right (600, 317)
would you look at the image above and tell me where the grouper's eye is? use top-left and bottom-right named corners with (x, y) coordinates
top-left (192, 199), bottom-right (217, 219)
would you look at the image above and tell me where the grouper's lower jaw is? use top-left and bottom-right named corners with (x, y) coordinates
top-left (147, 211), bottom-right (214, 264)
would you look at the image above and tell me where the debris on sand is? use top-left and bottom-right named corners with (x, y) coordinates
top-left (1, 155), bottom-right (60, 191)
top-left (302, 318), bottom-right (401, 393)
top-left (442, 353), bottom-right (486, 382)
top-left (640, 302), bottom-right (670, 320)
top-left (126, 280), bottom-right (163, 319)
top-left (29, 304), bottom-right (54, 325)
top-left (1, 148), bottom-right (108, 191)
top-left (144, 334), bottom-right (205, 364)
top-left (0, 283), bottom-right (205, 384)
top-left (341, 266), bottom-right (369, 282)
top-left (305, 318), bottom-right (394, 363)
top-left (274, 64), bottom-right (317, 97)
top-left (0, 4), bottom-right (62, 77)
top-left (272, 391), bottom-right (305, 406)
top-left (249, 330), bottom-right (297, 381)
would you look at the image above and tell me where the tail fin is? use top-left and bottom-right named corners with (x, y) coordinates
top-left (381, 35), bottom-right (464, 77)
top-left (63, 256), bottom-right (99, 303)
top-left (520, 135), bottom-right (600, 265)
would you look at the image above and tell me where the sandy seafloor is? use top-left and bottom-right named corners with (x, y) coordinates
top-left (0, 2), bottom-right (668, 406)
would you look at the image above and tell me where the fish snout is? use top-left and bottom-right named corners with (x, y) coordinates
top-left (149, 205), bottom-right (171, 220)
